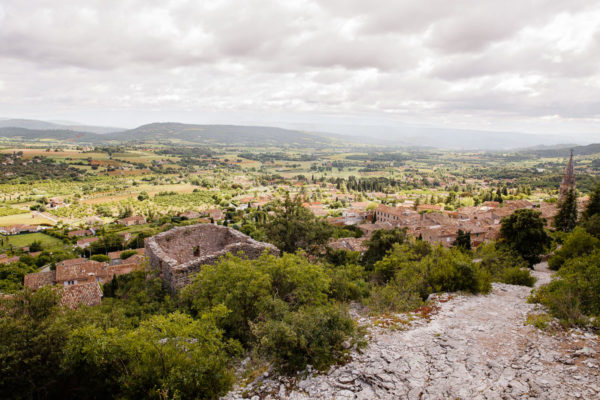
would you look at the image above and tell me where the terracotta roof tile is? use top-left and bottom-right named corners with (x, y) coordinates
top-left (60, 282), bottom-right (103, 309)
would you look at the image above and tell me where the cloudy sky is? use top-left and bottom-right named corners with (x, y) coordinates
top-left (0, 0), bottom-right (599, 136)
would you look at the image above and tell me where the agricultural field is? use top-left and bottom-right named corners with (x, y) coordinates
top-left (0, 232), bottom-right (64, 251)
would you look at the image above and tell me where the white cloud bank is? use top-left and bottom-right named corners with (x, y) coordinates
top-left (0, 0), bottom-right (599, 135)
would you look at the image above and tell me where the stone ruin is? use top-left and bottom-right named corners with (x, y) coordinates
top-left (145, 224), bottom-right (279, 291)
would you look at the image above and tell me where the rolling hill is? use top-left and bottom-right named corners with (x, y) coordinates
top-left (0, 118), bottom-right (122, 134)
top-left (106, 123), bottom-right (340, 147)
top-left (0, 123), bottom-right (343, 147)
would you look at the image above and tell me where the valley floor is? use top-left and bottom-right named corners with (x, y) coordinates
top-left (228, 263), bottom-right (599, 400)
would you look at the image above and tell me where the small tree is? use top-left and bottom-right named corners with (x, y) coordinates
top-left (362, 228), bottom-right (407, 267)
top-left (583, 182), bottom-right (600, 220)
top-left (501, 209), bottom-right (550, 267)
top-left (554, 189), bottom-right (578, 232)
top-left (262, 194), bottom-right (333, 254)
top-left (452, 230), bottom-right (471, 251)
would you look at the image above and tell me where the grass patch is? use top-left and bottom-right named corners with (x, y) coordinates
top-left (1, 232), bottom-right (65, 251)
top-left (0, 213), bottom-right (55, 226)
top-left (525, 313), bottom-right (554, 331)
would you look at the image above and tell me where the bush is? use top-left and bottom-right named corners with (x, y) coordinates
top-left (182, 253), bottom-right (331, 344)
top-left (548, 227), bottom-right (600, 270)
top-left (91, 254), bottom-right (110, 263)
top-left (475, 242), bottom-right (530, 283)
top-left (367, 244), bottom-right (491, 314)
top-left (531, 250), bottom-right (600, 326)
top-left (119, 250), bottom-right (139, 260)
top-left (325, 263), bottom-right (368, 302)
top-left (366, 278), bottom-right (424, 314)
top-left (499, 267), bottom-right (536, 287)
top-left (65, 311), bottom-right (237, 399)
top-left (362, 228), bottom-right (408, 267)
top-left (251, 303), bottom-right (356, 373)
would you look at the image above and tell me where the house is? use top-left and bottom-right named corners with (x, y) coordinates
top-left (108, 248), bottom-right (145, 265)
top-left (76, 237), bottom-right (99, 249)
top-left (328, 237), bottom-right (368, 253)
top-left (86, 216), bottom-right (105, 226)
top-left (179, 211), bottom-right (200, 220)
top-left (482, 201), bottom-right (501, 208)
top-left (118, 215), bottom-right (146, 226)
top-left (24, 270), bottom-right (56, 290)
top-left (60, 282), bottom-right (103, 309)
top-left (0, 224), bottom-right (41, 235)
top-left (204, 209), bottom-right (224, 221)
top-left (421, 226), bottom-right (460, 247)
top-left (68, 229), bottom-right (93, 238)
top-left (119, 231), bottom-right (133, 243)
top-left (340, 209), bottom-right (367, 225)
top-left (417, 204), bottom-right (444, 212)
top-left (56, 258), bottom-right (89, 268)
top-left (24, 257), bottom-right (142, 295)
top-left (55, 260), bottom-right (109, 286)
top-left (374, 204), bottom-right (405, 225)
top-left (48, 197), bottom-right (65, 209)
top-left (0, 254), bottom-right (20, 264)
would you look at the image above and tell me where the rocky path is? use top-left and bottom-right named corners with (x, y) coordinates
top-left (228, 263), bottom-right (599, 400)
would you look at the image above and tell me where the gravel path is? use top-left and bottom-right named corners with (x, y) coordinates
top-left (227, 263), bottom-right (599, 400)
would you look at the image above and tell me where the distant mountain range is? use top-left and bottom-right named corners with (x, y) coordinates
top-left (0, 118), bottom-right (122, 134)
top-left (0, 118), bottom-right (596, 151)
top-left (288, 122), bottom-right (592, 150)
top-left (0, 121), bottom-right (343, 148)
top-left (521, 142), bottom-right (600, 157)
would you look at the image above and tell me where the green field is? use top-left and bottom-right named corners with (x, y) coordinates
top-left (0, 232), bottom-right (65, 251)
top-left (0, 213), bottom-right (55, 226)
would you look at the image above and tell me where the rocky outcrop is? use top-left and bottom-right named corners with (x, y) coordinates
top-left (225, 263), bottom-right (599, 400)
top-left (146, 224), bottom-right (279, 291)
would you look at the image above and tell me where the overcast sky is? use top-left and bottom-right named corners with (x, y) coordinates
top-left (0, 0), bottom-right (599, 136)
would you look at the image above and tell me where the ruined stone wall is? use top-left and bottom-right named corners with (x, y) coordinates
top-left (145, 224), bottom-right (279, 291)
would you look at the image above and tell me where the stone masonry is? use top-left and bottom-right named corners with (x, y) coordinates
top-left (145, 224), bottom-right (279, 291)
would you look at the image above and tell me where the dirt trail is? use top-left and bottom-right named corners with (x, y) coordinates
top-left (227, 263), bottom-right (599, 399)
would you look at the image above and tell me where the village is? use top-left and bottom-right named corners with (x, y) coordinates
top-left (2, 152), bottom-right (581, 310)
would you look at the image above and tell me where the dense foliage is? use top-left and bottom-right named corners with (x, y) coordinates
top-left (262, 195), bottom-right (333, 253)
top-left (500, 209), bottom-right (550, 266)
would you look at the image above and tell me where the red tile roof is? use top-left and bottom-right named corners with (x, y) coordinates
top-left (24, 271), bottom-right (56, 290)
top-left (60, 282), bottom-right (103, 309)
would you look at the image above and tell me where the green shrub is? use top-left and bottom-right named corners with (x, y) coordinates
top-left (367, 245), bottom-right (491, 314)
top-left (476, 242), bottom-right (529, 282)
top-left (182, 253), bottom-right (331, 343)
top-left (251, 303), bottom-right (356, 373)
top-left (499, 267), bottom-right (536, 287)
top-left (120, 250), bottom-right (139, 260)
top-left (532, 250), bottom-right (600, 325)
top-left (366, 279), bottom-right (424, 314)
top-left (91, 254), bottom-right (110, 263)
top-left (548, 227), bottom-right (600, 270)
top-left (326, 263), bottom-right (368, 302)
top-left (362, 228), bottom-right (408, 267)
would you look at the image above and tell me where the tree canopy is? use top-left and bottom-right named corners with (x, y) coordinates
top-left (500, 209), bottom-right (550, 266)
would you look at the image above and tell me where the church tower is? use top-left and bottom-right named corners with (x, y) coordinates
top-left (559, 150), bottom-right (575, 202)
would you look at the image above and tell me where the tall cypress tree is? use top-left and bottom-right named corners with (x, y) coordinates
top-left (554, 189), bottom-right (578, 232)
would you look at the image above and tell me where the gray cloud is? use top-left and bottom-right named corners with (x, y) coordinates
top-left (0, 0), bottom-right (599, 133)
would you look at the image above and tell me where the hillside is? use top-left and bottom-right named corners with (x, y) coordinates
top-left (0, 127), bottom-right (102, 142)
top-left (524, 142), bottom-right (600, 157)
top-left (107, 123), bottom-right (340, 147)
top-left (0, 123), bottom-right (343, 147)
top-left (0, 118), bottom-right (122, 134)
